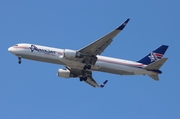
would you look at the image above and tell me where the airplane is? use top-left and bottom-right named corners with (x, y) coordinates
top-left (8, 18), bottom-right (169, 88)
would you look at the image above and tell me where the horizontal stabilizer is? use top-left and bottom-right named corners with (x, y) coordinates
top-left (145, 58), bottom-right (168, 81)
top-left (144, 58), bottom-right (168, 70)
top-left (148, 74), bottom-right (159, 80)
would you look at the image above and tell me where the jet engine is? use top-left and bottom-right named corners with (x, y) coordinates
top-left (57, 69), bottom-right (77, 78)
top-left (63, 49), bottom-right (78, 59)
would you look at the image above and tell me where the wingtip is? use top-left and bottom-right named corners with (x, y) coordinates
top-left (126, 18), bottom-right (130, 22)
top-left (116, 18), bottom-right (130, 30)
top-left (100, 80), bottom-right (108, 88)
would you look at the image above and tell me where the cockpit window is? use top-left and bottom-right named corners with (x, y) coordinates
top-left (15, 44), bottom-right (18, 46)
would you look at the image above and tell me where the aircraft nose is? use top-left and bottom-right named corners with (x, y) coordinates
top-left (8, 47), bottom-right (13, 52)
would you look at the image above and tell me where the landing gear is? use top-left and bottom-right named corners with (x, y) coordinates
top-left (79, 77), bottom-right (87, 81)
top-left (82, 57), bottom-right (96, 70)
top-left (79, 70), bottom-right (91, 82)
top-left (18, 57), bottom-right (21, 64)
top-left (83, 65), bottom-right (91, 70)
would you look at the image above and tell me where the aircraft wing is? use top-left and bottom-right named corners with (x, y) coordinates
top-left (84, 76), bottom-right (100, 88)
top-left (84, 76), bottom-right (108, 88)
top-left (69, 68), bottom-right (108, 88)
top-left (78, 18), bottom-right (130, 56)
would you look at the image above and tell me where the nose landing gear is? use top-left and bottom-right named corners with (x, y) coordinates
top-left (18, 57), bottom-right (22, 64)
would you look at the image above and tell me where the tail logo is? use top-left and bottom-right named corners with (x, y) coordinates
top-left (148, 52), bottom-right (163, 62)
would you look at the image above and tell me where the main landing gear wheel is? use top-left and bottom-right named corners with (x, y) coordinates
top-left (79, 77), bottom-right (87, 82)
top-left (18, 57), bottom-right (22, 64)
top-left (83, 65), bottom-right (91, 70)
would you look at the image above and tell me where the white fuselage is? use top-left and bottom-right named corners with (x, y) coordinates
top-left (8, 43), bottom-right (156, 77)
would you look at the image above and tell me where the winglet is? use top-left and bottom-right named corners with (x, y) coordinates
top-left (116, 18), bottom-right (130, 30)
top-left (100, 80), bottom-right (108, 88)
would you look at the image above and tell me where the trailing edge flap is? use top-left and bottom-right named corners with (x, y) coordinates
top-left (144, 58), bottom-right (168, 70)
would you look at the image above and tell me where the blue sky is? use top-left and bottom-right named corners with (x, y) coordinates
top-left (1, 0), bottom-right (180, 119)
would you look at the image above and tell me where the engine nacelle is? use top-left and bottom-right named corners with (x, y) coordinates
top-left (57, 69), bottom-right (78, 78)
top-left (57, 69), bottom-right (71, 78)
top-left (63, 49), bottom-right (77, 59)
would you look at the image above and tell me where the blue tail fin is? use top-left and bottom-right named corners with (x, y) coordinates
top-left (138, 45), bottom-right (169, 65)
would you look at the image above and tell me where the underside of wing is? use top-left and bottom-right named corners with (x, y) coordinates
top-left (84, 76), bottom-right (100, 88)
top-left (68, 68), bottom-right (108, 88)
top-left (78, 19), bottom-right (130, 56)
